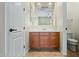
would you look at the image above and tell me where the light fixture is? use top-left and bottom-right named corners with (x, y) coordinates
top-left (49, 2), bottom-right (52, 5)
top-left (37, 3), bottom-right (41, 5)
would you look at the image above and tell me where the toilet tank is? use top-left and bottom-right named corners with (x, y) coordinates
top-left (67, 33), bottom-right (73, 39)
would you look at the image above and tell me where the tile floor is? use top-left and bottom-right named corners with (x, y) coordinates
top-left (25, 49), bottom-right (79, 57)
top-left (67, 50), bottom-right (79, 57)
top-left (25, 49), bottom-right (63, 57)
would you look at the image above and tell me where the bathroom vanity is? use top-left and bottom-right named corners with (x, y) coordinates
top-left (28, 2), bottom-right (61, 50)
top-left (29, 32), bottom-right (60, 49)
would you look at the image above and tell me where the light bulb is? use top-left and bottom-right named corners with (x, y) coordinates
top-left (49, 2), bottom-right (52, 5)
top-left (37, 3), bottom-right (41, 5)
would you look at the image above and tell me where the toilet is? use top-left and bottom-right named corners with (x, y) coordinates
top-left (67, 32), bottom-right (78, 51)
top-left (68, 39), bottom-right (78, 45)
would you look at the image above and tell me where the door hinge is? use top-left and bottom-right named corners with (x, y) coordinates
top-left (65, 28), bottom-right (67, 30)
top-left (23, 8), bottom-right (25, 11)
top-left (23, 27), bottom-right (25, 30)
top-left (23, 45), bottom-right (25, 49)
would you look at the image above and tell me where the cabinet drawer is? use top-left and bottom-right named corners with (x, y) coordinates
top-left (40, 36), bottom-right (49, 39)
top-left (31, 36), bottom-right (39, 40)
top-left (50, 36), bottom-right (59, 39)
top-left (50, 32), bottom-right (60, 36)
top-left (40, 32), bottom-right (49, 35)
top-left (30, 32), bottom-right (39, 36)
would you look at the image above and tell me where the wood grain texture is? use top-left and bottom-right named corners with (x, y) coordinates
top-left (29, 32), bottom-right (40, 48)
top-left (29, 32), bottom-right (60, 49)
top-left (40, 35), bottom-right (50, 48)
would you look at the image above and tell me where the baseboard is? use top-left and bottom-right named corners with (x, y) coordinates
top-left (23, 48), bottom-right (30, 57)
top-left (60, 50), bottom-right (67, 57)
top-left (62, 53), bottom-right (67, 57)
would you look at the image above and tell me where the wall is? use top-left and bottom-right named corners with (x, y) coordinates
top-left (54, 3), bottom-right (63, 27)
top-left (0, 2), bottom-right (5, 56)
top-left (67, 2), bottom-right (79, 50)
top-left (26, 2), bottom-right (64, 32)
top-left (24, 3), bottom-right (30, 53)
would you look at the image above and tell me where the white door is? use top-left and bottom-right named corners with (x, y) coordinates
top-left (5, 3), bottom-right (26, 57)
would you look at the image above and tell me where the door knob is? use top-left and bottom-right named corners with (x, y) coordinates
top-left (9, 28), bottom-right (17, 32)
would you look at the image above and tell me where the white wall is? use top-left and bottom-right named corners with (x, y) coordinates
top-left (54, 3), bottom-right (63, 27)
top-left (67, 2), bottom-right (79, 50)
top-left (24, 3), bottom-right (30, 53)
top-left (0, 2), bottom-right (5, 57)
top-left (26, 2), bottom-right (64, 32)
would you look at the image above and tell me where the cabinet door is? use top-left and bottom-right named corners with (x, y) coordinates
top-left (29, 32), bottom-right (40, 49)
top-left (50, 36), bottom-right (59, 48)
top-left (40, 35), bottom-right (50, 48)
top-left (50, 32), bottom-right (60, 48)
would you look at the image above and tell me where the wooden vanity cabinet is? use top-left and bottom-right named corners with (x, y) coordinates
top-left (29, 32), bottom-right (60, 49)
top-left (29, 32), bottom-right (40, 49)
top-left (40, 32), bottom-right (50, 48)
top-left (50, 32), bottom-right (60, 48)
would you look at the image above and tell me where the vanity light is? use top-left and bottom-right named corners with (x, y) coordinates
top-left (49, 2), bottom-right (52, 5)
top-left (37, 3), bottom-right (41, 6)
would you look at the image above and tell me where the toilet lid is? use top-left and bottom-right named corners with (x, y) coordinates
top-left (68, 39), bottom-right (78, 42)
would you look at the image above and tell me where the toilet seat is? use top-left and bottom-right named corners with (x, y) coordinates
top-left (68, 39), bottom-right (78, 42)
top-left (67, 39), bottom-right (78, 51)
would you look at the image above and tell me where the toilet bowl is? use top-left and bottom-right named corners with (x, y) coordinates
top-left (67, 39), bottom-right (78, 51)
top-left (68, 39), bottom-right (78, 45)
top-left (67, 32), bottom-right (78, 51)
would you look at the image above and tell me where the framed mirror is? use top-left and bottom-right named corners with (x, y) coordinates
top-left (30, 2), bottom-right (55, 26)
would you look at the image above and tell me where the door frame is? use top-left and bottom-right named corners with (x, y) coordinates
top-left (60, 2), bottom-right (67, 56)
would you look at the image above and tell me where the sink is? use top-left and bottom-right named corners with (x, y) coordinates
top-left (29, 26), bottom-right (61, 32)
